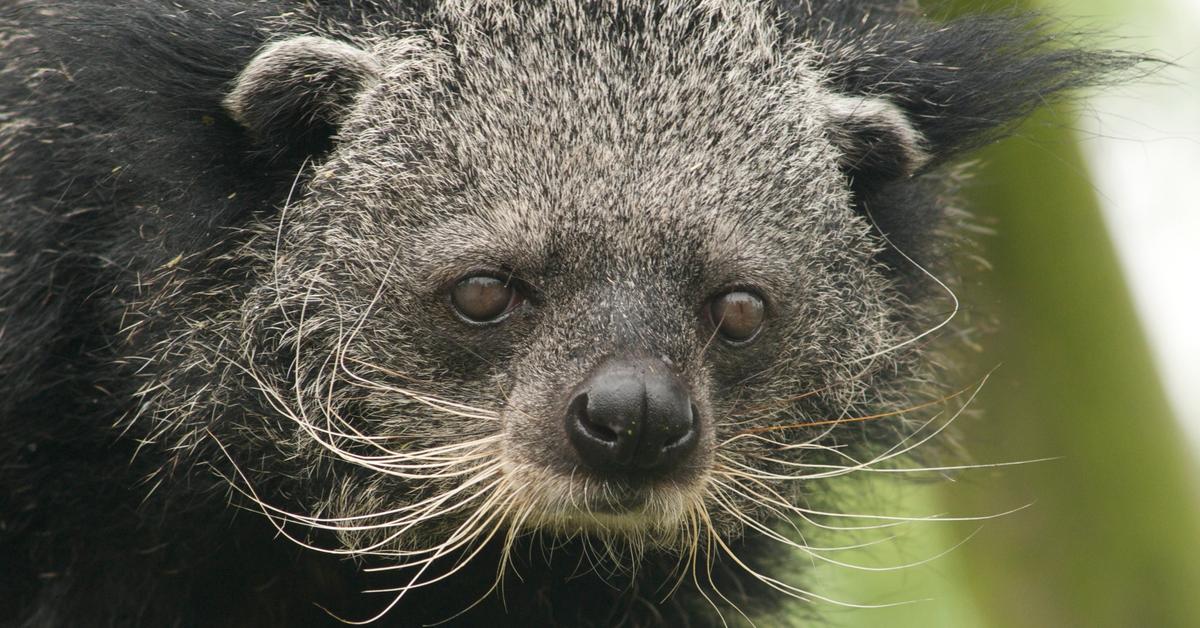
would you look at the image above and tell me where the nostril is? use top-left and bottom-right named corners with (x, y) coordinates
top-left (569, 393), bottom-right (618, 443)
top-left (584, 421), bottom-right (619, 443)
top-left (665, 403), bottom-right (701, 450)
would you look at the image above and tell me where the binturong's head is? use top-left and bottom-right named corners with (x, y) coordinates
top-left (169, 0), bottom-right (1131, 617)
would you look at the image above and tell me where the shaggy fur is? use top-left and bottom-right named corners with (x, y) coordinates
top-left (0, 1), bottom-right (1130, 626)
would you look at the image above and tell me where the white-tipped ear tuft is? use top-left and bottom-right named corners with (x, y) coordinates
top-left (225, 36), bottom-right (382, 155)
top-left (825, 94), bottom-right (931, 181)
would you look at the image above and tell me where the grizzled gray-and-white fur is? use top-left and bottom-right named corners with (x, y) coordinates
top-left (0, 1), bottom-right (1132, 626)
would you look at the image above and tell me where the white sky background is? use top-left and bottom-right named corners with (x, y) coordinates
top-left (1078, 0), bottom-right (1200, 454)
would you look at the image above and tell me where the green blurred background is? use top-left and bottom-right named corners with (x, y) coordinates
top-left (795, 1), bottom-right (1200, 626)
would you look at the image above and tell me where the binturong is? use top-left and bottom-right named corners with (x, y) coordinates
top-left (0, 1), bottom-right (1138, 626)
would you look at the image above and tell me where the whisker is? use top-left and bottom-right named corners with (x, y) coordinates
top-left (849, 199), bottom-right (960, 365)
top-left (707, 484), bottom-right (984, 573)
top-left (698, 493), bottom-right (927, 610)
top-left (743, 454), bottom-right (1061, 476)
top-left (734, 376), bottom-right (981, 437)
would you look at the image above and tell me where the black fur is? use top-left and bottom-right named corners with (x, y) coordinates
top-left (784, 0), bottom-right (1138, 272)
top-left (1, 1), bottom-right (1131, 626)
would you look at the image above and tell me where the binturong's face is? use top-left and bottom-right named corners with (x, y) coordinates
top-left (214, 2), bottom-right (950, 601)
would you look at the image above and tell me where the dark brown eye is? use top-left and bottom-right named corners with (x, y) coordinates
top-left (450, 275), bottom-right (521, 323)
top-left (708, 290), bottom-right (765, 343)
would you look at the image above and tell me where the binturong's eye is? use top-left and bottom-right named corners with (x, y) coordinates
top-left (450, 275), bottom-right (523, 324)
top-left (708, 290), bottom-right (765, 344)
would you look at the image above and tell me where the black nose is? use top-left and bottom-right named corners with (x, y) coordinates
top-left (565, 357), bottom-right (700, 477)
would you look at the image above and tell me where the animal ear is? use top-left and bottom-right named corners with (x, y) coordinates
top-left (824, 93), bottom-right (931, 184)
top-left (224, 35), bottom-right (382, 158)
top-left (802, 11), bottom-right (1141, 166)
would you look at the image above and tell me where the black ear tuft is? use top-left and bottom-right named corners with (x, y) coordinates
top-left (224, 36), bottom-right (382, 160)
top-left (825, 93), bottom-right (931, 186)
top-left (794, 7), bottom-right (1145, 166)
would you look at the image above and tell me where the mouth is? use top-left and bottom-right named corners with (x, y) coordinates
top-left (583, 482), bottom-right (654, 514)
top-left (502, 458), bottom-right (709, 537)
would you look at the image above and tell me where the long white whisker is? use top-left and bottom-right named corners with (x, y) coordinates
top-left (850, 200), bottom-right (960, 365)
top-left (699, 495), bottom-right (927, 610)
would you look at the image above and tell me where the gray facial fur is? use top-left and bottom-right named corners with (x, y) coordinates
top-left (2, 0), bottom-right (1134, 624)
top-left (149, 0), bottom-right (928, 556)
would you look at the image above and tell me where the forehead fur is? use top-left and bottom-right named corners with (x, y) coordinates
top-left (327, 2), bottom-right (856, 274)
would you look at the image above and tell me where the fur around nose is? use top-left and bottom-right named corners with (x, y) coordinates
top-left (565, 356), bottom-right (699, 477)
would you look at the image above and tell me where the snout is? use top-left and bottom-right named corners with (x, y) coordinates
top-left (564, 356), bottom-right (700, 479)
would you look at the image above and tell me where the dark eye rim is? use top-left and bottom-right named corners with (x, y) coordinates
top-left (705, 286), bottom-right (769, 346)
top-left (446, 271), bottom-right (528, 325)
